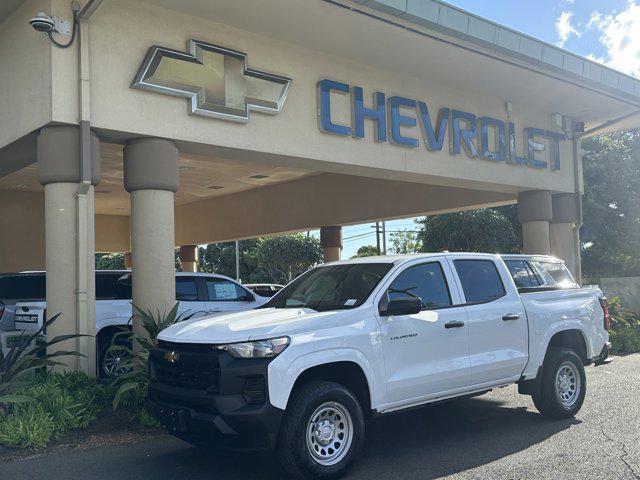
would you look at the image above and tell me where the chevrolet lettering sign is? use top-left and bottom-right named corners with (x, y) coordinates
top-left (132, 40), bottom-right (291, 123)
top-left (317, 79), bottom-right (565, 170)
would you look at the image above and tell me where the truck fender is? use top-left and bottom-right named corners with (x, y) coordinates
top-left (526, 321), bottom-right (591, 378)
top-left (267, 348), bottom-right (382, 411)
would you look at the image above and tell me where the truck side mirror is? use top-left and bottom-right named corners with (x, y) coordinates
top-left (382, 297), bottom-right (422, 316)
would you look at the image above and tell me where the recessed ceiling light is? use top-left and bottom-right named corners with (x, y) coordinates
top-left (96, 190), bottom-right (111, 194)
top-left (179, 165), bottom-right (196, 171)
top-left (249, 174), bottom-right (269, 179)
top-left (206, 185), bottom-right (223, 190)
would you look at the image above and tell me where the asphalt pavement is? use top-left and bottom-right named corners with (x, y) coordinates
top-left (1, 354), bottom-right (638, 480)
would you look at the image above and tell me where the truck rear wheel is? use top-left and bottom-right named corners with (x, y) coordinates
top-left (277, 381), bottom-right (365, 479)
top-left (532, 348), bottom-right (586, 419)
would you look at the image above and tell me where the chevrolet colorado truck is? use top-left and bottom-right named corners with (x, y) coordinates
top-left (149, 253), bottom-right (611, 479)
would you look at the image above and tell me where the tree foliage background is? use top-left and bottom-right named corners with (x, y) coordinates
top-left (581, 130), bottom-right (640, 279)
top-left (198, 234), bottom-right (322, 284)
top-left (416, 206), bottom-right (521, 254)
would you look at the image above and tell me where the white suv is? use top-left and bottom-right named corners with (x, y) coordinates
top-left (3, 271), bottom-right (268, 377)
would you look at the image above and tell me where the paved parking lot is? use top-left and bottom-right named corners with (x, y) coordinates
top-left (1, 354), bottom-right (638, 480)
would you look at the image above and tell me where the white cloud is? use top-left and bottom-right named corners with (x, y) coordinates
top-left (585, 52), bottom-right (606, 65)
top-left (588, 2), bottom-right (640, 77)
top-left (555, 11), bottom-right (581, 47)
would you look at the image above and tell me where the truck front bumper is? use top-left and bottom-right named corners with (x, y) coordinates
top-left (148, 385), bottom-right (283, 451)
top-left (147, 341), bottom-right (283, 451)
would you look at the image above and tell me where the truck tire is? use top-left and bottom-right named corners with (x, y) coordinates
top-left (98, 336), bottom-right (132, 379)
top-left (277, 381), bottom-right (365, 479)
top-left (532, 347), bottom-right (586, 419)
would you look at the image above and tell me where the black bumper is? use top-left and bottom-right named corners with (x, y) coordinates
top-left (148, 341), bottom-right (283, 451)
top-left (594, 341), bottom-right (612, 366)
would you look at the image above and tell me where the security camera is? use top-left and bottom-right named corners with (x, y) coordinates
top-left (28, 11), bottom-right (71, 36)
top-left (29, 12), bottom-right (56, 33)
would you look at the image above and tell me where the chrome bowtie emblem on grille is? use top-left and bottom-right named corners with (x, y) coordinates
top-left (164, 351), bottom-right (180, 363)
top-left (131, 40), bottom-right (292, 123)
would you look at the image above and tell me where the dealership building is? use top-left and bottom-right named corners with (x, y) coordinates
top-left (1, 0), bottom-right (639, 374)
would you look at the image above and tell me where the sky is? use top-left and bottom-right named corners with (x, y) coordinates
top-left (337, 0), bottom-right (640, 258)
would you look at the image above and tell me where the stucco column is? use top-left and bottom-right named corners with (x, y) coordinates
top-left (124, 138), bottom-right (178, 338)
top-left (37, 126), bottom-right (100, 373)
top-left (518, 191), bottom-right (552, 256)
top-left (551, 193), bottom-right (581, 279)
top-left (320, 226), bottom-right (343, 262)
top-left (180, 245), bottom-right (198, 272)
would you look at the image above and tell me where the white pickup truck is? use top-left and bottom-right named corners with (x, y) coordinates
top-left (149, 253), bottom-right (611, 479)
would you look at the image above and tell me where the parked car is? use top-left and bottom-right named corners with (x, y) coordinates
top-left (0, 272), bottom-right (46, 331)
top-left (244, 283), bottom-right (284, 297)
top-left (3, 271), bottom-right (268, 378)
top-left (149, 253), bottom-right (610, 479)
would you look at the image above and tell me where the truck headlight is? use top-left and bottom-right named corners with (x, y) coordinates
top-left (214, 336), bottom-right (290, 359)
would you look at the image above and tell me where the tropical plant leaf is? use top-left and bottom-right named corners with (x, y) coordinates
top-left (0, 394), bottom-right (34, 404)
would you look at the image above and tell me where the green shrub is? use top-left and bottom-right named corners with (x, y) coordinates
top-left (0, 371), bottom-right (107, 448)
top-left (0, 403), bottom-right (55, 449)
top-left (109, 303), bottom-right (191, 428)
top-left (0, 313), bottom-right (86, 406)
top-left (136, 406), bottom-right (160, 428)
top-left (608, 297), bottom-right (640, 354)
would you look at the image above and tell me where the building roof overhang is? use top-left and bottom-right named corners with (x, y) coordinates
top-left (140, 0), bottom-right (640, 134)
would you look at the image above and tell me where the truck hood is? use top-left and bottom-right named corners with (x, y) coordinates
top-left (157, 307), bottom-right (349, 344)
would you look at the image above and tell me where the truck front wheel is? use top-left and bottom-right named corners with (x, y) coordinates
top-left (532, 347), bottom-right (586, 419)
top-left (277, 381), bottom-right (365, 479)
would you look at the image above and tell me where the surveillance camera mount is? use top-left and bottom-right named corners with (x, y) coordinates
top-left (29, 12), bottom-right (71, 35)
top-left (29, 2), bottom-right (79, 48)
top-left (52, 16), bottom-right (71, 36)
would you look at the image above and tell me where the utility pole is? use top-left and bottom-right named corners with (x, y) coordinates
top-left (235, 240), bottom-right (240, 282)
top-left (381, 221), bottom-right (387, 255)
top-left (375, 222), bottom-right (381, 255)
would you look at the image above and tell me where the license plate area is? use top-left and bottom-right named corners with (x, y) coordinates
top-left (14, 314), bottom-right (39, 324)
top-left (156, 406), bottom-right (188, 433)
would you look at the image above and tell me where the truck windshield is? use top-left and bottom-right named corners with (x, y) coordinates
top-left (263, 263), bottom-right (393, 312)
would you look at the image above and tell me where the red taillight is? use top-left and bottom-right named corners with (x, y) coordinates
top-left (599, 297), bottom-right (611, 331)
top-left (0, 301), bottom-right (4, 321)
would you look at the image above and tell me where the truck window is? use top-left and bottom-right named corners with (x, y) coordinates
top-left (206, 278), bottom-right (249, 301)
top-left (176, 277), bottom-right (199, 301)
top-left (264, 263), bottom-right (392, 312)
top-left (530, 260), bottom-right (577, 288)
top-left (381, 262), bottom-right (451, 311)
top-left (114, 274), bottom-right (132, 300)
top-left (0, 274), bottom-right (46, 301)
top-left (454, 260), bottom-right (506, 304)
top-left (504, 260), bottom-right (541, 288)
top-left (96, 273), bottom-right (128, 300)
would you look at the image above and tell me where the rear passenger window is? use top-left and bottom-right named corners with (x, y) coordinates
top-left (96, 273), bottom-right (124, 300)
top-left (531, 261), bottom-right (576, 288)
top-left (206, 278), bottom-right (249, 301)
top-left (176, 277), bottom-right (199, 301)
top-left (504, 260), bottom-right (541, 288)
top-left (0, 275), bottom-right (46, 301)
top-left (454, 260), bottom-right (506, 304)
top-left (382, 262), bottom-right (452, 311)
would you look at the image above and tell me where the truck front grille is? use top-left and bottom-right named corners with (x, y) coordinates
top-left (151, 344), bottom-right (221, 392)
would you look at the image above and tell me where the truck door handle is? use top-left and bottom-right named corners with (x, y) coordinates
top-left (445, 320), bottom-right (465, 329)
top-left (502, 313), bottom-right (520, 321)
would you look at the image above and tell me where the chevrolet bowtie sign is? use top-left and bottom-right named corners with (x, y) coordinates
top-left (131, 40), bottom-right (291, 123)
